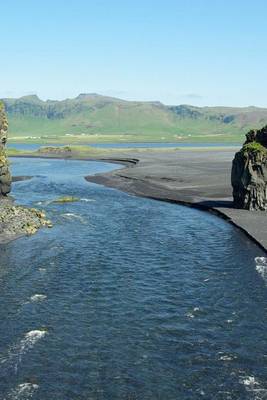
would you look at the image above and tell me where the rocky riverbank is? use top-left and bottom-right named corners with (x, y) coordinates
top-left (0, 198), bottom-right (52, 243)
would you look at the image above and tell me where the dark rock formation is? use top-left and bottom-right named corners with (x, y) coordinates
top-left (0, 102), bottom-right (11, 195)
top-left (232, 125), bottom-right (267, 210)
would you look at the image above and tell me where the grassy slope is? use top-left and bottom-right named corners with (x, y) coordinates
top-left (3, 94), bottom-right (267, 143)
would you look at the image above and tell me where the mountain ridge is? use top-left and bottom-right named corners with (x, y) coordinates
top-left (3, 93), bottom-right (267, 142)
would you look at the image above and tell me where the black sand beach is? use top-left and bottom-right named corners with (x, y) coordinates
top-left (85, 149), bottom-right (267, 252)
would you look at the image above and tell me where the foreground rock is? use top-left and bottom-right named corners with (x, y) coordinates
top-left (232, 126), bottom-right (267, 210)
top-left (0, 199), bottom-right (52, 243)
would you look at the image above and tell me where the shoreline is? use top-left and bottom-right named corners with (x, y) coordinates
top-left (86, 166), bottom-right (267, 254)
top-left (84, 150), bottom-right (267, 254)
top-left (9, 151), bottom-right (267, 253)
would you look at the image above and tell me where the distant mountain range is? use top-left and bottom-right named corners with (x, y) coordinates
top-left (2, 93), bottom-right (267, 142)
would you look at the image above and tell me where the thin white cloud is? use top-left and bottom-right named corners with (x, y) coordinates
top-left (180, 93), bottom-right (203, 99)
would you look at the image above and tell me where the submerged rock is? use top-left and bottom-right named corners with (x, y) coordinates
top-left (232, 126), bottom-right (267, 210)
top-left (52, 195), bottom-right (80, 203)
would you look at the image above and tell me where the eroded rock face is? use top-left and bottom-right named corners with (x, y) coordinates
top-left (0, 103), bottom-right (52, 241)
top-left (0, 102), bottom-right (11, 195)
top-left (232, 126), bottom-right (267, 210)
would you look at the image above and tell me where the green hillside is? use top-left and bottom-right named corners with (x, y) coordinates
top-left (3, 93), bottom-right (267, 143)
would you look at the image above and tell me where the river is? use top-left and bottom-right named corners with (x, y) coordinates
top-left (0, 157), bottom-right (266, 399)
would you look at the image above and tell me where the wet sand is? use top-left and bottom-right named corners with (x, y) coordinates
top-left (85, 149), bottom-right (267, 253)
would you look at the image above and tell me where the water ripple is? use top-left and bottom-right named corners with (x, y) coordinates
top-left (0, 158), bottom-right (266, 399)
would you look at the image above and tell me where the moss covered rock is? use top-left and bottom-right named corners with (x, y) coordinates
top-left (232, 126), bottom-right (267, 210)
top-left (52, 195), bottom-right (80, 203)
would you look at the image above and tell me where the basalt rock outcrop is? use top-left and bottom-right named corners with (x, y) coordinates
top-left (232, 126), bottom-right (267, 210)
top-left (0, 102), bottom-right (52, 241)
top-left (0, 102), bottom-right (11, 195)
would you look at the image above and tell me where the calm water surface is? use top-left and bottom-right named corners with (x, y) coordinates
top-left (0, 157), bottom-right (266, 399)
top-left (8, 142), bottom-right (240, 151)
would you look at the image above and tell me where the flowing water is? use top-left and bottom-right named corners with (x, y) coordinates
top-left (0, 157), bottom-right (267, 400)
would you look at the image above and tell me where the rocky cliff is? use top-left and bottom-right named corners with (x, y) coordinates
top-left (232, 126), bottom-right (267, 210)
top-left (0, 103), bottom-right (52, 241)
top-left (0, 102), bottom-right (11, 195)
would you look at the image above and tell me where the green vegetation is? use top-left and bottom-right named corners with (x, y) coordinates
top-left (7, 144), bottom-right (239, 161)
top-left (7, 145), bottom-right (177, 159)
top-left (7, 148), bottom-right (25, 156)
top-left (3, 94), bottom-right (267, 144)
top-left (52, 196), bottom-right (80, 203)
top-left (241, 141), bottom-right (267, 155)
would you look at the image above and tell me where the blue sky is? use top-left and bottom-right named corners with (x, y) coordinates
top-left (1, 0), bottom-right (267, 106)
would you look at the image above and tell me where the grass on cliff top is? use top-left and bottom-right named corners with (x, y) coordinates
top-left (241, 141), bottom-right (267, 155)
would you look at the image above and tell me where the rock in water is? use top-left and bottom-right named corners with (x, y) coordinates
top-left (232, 126), bottom-right (267, 210)
top-left (0, 102), bottom-right (11, 195)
